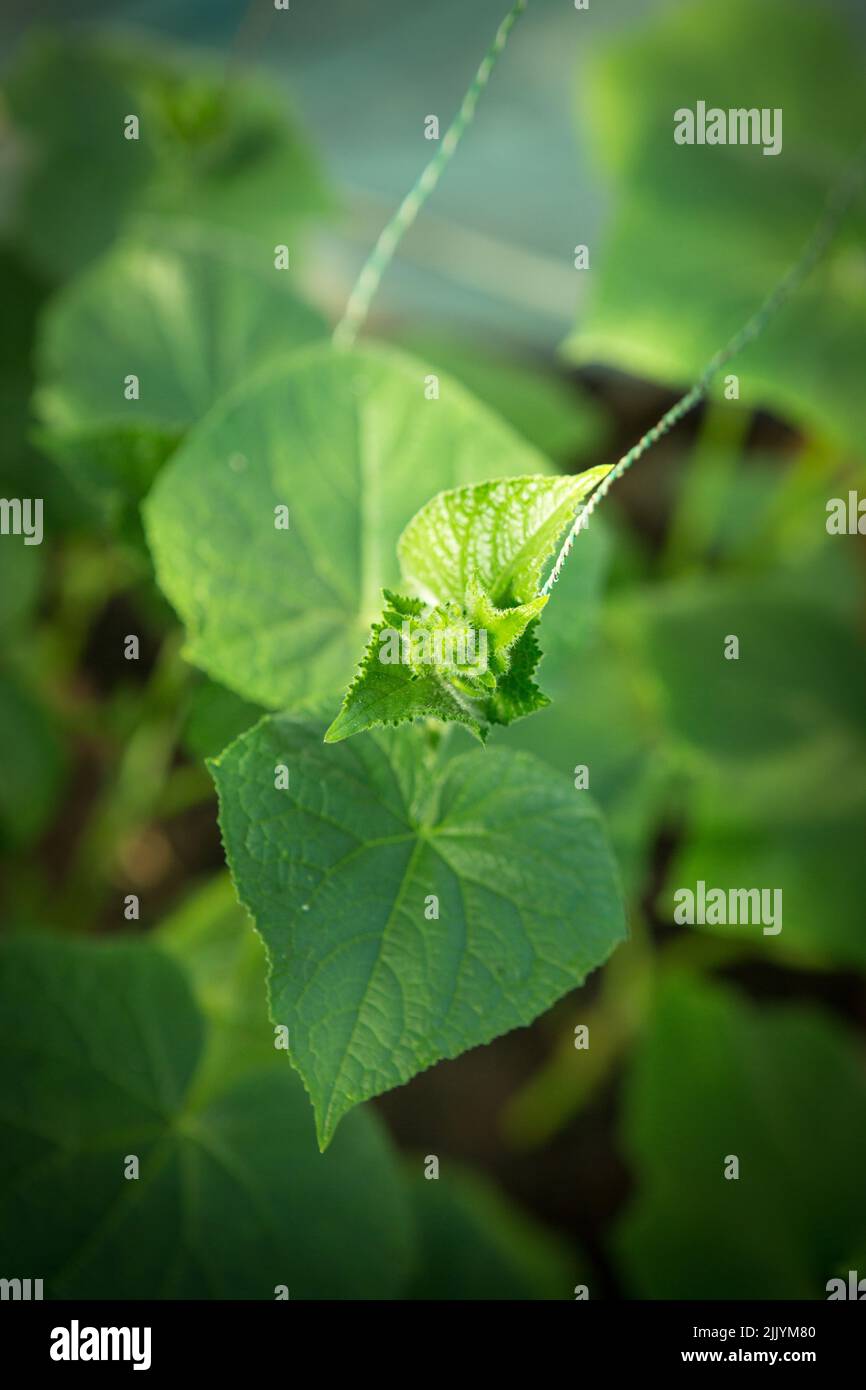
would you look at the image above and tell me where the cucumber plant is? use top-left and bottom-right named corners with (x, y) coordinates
top-left (141, 0), bottom-right (862, 1149)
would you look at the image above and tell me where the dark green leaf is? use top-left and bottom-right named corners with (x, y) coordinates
top-left (617, 974), bottom-right (866, 1297)
top-left (0, 932), bottom-right (413, 1298)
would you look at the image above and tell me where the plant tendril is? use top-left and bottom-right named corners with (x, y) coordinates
top-left (542, 149), bottom-right (866, 595)
top-left (333, 0), bottom-right (528, 350)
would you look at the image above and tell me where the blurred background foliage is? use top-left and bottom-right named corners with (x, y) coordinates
top-left (0, 0), bottom-right (865, 1299)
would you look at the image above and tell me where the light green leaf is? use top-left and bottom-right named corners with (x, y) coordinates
top-left (35, 228), bottom-right (326, 438)
top-left (210, 713), bottom-right (626, 1148)
top-left (617, 974), bottom-right (866, 1297)
top-left (564, 0), bottom-right (866, 452)
top-left (392, 332), bottom-right (608, 463)
top-left (324, 586), bottom-right (548, 744)
top-left (398, 469), bottom-right (609, 609)
top-left (0, 932), bottom-right (413, 1298)
top-left (144, 343), bottom-right (553, 710)
top-left (327, 470), bottom-right (612, 744)
top-left (34, 228), bottom-right (325, 529)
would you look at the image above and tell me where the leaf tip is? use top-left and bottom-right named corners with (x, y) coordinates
top-left (323, 713), bottom-right (346, 744)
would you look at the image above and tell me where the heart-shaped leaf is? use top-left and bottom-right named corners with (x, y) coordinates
top-left (0, 932), bottom-right (412, 1298)
top-left (144, 343), bottom-right (553, 710)
top-left (210, 713), bottom-right (626, 1148)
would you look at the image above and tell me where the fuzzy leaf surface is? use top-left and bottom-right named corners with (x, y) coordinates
top-left (397, 469), bottom-right (610, 608)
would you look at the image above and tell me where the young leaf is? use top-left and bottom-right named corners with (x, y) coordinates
top-left (324, 586), bottom-right (548, 744)
top-left (144, 343), bottom-right (553, 710)
top-left (397, 469), bottom-right (610, 608)
top-left (0, 933), bottom-right (413, 1298)
top-left (324, 469), bottom-right (608, 743)
top-left (210, 713), bottom-right (626, 1149)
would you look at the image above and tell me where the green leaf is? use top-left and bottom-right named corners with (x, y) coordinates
top-left (4, 35), bottom-right (158, 279)
top-left (623, 576), bottom-right (866, 964)
top-left (326, 470), bottom-right (612, 744)
top-left (392, 332), bottom-right (608, 463)
top-left (564, 0), bottom-right (866, 452)
top-left (404, 1164), bottom-right (577, 1300)
top-left (0, 673), bottom-right (66, 852)
top-left (0, 246), bottom-right (91, 534)
top-left (503, 621), bottom-right (671, 902)
top-left (156, 873), bottom-right (274, 1094)
top-left (617, 974), bottom-right (866, 1297)
top-left (0, 541), bottom-right (41, 635)
top-left (34, 228), bottom-right (325, 529)
top-left (324, 586), bottom-right (548, 744)
top-left (635, 579), bottom-right (866, 761)
top-left (398, 469), bottom-right (609, 609)
top-left (209, 713), bottom-right (626, 1148)
top-left (0, 932), bottom-right (413, 1298)
top-left (182, 678), bottom-right (265, 762)
top-left (144, 343), bottom-right (554, 710)
top-left (4, 33), bottom-right (330, 280)
top-left (137, 56), bottom-right (332, 249)
top-left (34, 422), bottom-right (183, 542)
top-left (35, 227), bottom-right (326, 438)
top-left (661, 742), bottom-right (866, 970)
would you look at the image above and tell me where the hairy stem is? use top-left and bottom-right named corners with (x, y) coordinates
top-left (542, 150), bottom-right (866, 595)
top-left (333, 0), bottom-right (528, 350)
